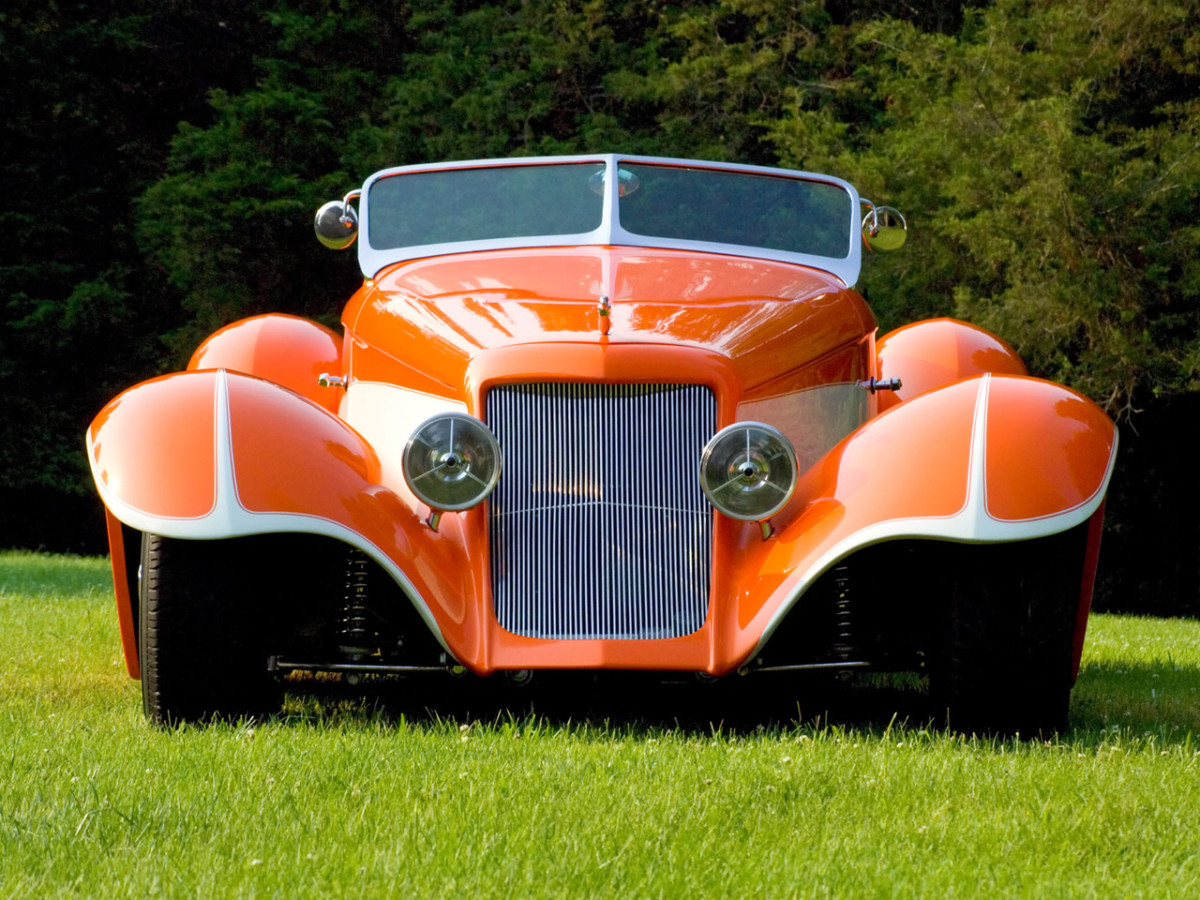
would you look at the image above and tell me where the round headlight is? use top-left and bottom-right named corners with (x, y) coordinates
top-left (402, 413), bottom-right (501, 511)
top-left (699, 422), bottom-right (797, 521)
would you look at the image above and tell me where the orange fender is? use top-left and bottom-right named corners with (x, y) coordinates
top-left (87, 369), bottom-right (488, 666)
top-left (189, 314), bottom-right (343, 413)
top-left (711, 373), bottom-right (1117, 668)
top-left (876, 318), bottom-right (1026, 412)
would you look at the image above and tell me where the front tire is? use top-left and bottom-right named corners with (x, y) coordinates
top-left (139, 534), bottom-right (281, 725)
top-left (931, 527), bottom-right (1084, 738)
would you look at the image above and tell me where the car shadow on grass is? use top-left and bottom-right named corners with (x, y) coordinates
top-left (278, 669), bottom-right (944, 736)
top-left (274, 659), bottom-right (1200, 743)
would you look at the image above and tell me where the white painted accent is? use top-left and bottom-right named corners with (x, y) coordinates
top-left (355, 155), bottom-right (864, 287)
top-left (341, 382), bottom-right (466, 491)
top-left (961, 373), bottom-right (992, 526)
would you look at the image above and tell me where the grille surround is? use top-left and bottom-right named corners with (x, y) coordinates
top-left (487, 383), bottom-right (716, 640)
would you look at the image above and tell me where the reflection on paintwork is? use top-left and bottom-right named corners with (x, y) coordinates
top-left (353, 249), bottom-right (873, 395)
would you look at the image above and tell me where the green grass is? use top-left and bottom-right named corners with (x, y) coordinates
top-left (2, 552), bottom-right (1198, 898)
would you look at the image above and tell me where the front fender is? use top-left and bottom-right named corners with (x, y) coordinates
top-left (800, 372), bottom-right (1117, 539)
top-left (188, 314), bottom-right (343, 413)
top-left (87, 369), bottom-right (482, 661)
top-left (876, 318), bottom-right (1027, 413)
top-left (88, 369), bottom-right (381, 531)
top-left (715, 373), bottom-right (1117, 664)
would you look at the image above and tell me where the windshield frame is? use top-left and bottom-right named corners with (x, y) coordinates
top-left (357, 154), bottom-right (863, 286)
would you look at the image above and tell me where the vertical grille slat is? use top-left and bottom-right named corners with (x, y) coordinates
top-left (487, 383), bottom-right (715, 640)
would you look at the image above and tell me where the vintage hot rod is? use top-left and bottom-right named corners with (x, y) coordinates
top-left (88, 155), bottom-right (1116, 732)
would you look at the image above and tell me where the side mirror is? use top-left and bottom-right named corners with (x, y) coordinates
top-left (314, 198), bottom-right (359, 250)
top-left (861, 204), bottom-right (907, 252)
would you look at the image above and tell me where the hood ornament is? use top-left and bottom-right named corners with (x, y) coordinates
top-left (597, 295), bottom-right (612, 336)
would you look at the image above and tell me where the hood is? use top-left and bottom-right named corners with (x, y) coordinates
top-left (346, 247), bottom-right (875, 392)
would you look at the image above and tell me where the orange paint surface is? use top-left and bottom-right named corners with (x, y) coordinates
top-left (91, 240), bottom-right (1116, 679)
top-left (190, 314), bottom-right (343, 412)
top-left (347, 247), bottom-right (874, 396)
top-left (228, 375), bottom-right (380, 518)
top-left (89, 373), bottom-right (218, 519)
top-left (876, 318), bottom-right (1026, 411)
top-left (983, 376), bottom-right (1116, 521)
top-left (105, 509), bottom-right (139, 679)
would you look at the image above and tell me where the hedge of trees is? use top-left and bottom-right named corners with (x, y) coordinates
top-left (2, 0), bottom-right (1197, 613)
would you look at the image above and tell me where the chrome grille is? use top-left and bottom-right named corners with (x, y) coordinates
top-left (487, 383), bottom-right (715, 639)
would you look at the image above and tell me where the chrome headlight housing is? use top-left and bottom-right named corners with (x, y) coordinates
top-left (402, 413), bottom-right (501, 511)
top-left (699, 422), bottom-right (797, 521)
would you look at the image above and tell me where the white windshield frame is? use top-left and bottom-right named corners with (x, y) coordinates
top-left (357, 154), bottom-right (864, 286)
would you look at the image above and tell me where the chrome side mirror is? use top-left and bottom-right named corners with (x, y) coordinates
top-left (861, 202), bottom-right (907, 252)
top-left (314, 193), bottom-right (360, 250)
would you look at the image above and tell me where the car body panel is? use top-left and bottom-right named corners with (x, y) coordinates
top-left (90, 368), bottom-right (1115, 677)
top-left (189, 314), bottom-right (343, 412)
top-left (876, 317), bottom-right (1027, 412)
top-left (105, 508), bottom-right (140, 678)
top-left (346, 248), bottom-right (875, 399)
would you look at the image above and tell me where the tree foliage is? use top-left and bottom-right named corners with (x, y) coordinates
top-left (2, 0), bottom-right (1197, 608)
top-left (799, 1), bottom-right (1200, 414)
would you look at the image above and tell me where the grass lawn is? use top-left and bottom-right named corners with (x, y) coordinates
top-left (1, 551), bottom-right (1198, 898)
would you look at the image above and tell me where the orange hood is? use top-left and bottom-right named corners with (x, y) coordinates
top-left (345, 247), bottom-right (875, 392)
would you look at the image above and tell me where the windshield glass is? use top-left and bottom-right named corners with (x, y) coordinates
top-left (618, 163), bottom-right (851, 259)
top-left (368, 162), bottom-right (605, 250)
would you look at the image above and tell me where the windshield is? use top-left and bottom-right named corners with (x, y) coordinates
top-left (368, 162), bottom-right (605, 250)
top-left (618, 164), bottom-right (850, 259)
top-left (359, 155), bottom-right (863, 285)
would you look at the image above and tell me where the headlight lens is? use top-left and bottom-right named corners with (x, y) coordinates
top-left (402, 413), bottom-right (501, 511)
top-left (699, 422), bottom-right (797, 521)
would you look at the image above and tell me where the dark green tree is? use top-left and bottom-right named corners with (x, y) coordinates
top-left (1, 0), bottom-right (290, 546)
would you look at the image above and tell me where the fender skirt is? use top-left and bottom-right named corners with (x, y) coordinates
top-left (715, 373), bottom-right (1117, 668)
top-left (87, 369), bottom-right (483, 666)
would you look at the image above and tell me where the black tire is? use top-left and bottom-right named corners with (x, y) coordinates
top-left (930, 527), bottom-right (1084, 738)
top-left (139, 533), bottom-right (281, 725)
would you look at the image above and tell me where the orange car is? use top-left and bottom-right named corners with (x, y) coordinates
top-left (88, 155), bottom-right (1116, 732)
